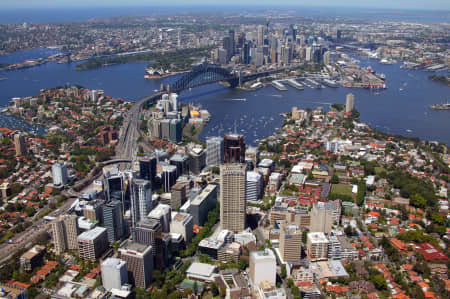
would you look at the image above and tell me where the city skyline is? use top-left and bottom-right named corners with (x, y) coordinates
top-left (2, 0), bottom-right (450, 10)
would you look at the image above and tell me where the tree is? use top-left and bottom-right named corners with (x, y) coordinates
top-left (331, 173), bottom-right (339, 184)
top-left (219, 286), bottom-right (226, 298)
top-left (210, 281), bottom-right (219, 296)
top-left (370, 274), bottom-right (387, 290)
top-left (193, 280), bottom-right (198, 295)
top-left (281, 264), bottom-right (287, 279)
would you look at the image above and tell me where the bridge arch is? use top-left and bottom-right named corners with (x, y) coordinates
top-left (170, 63), bottom-right (238, 92)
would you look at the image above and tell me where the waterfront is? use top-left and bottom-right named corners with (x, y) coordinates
top-left (0, 49), bottom-right (449, 144)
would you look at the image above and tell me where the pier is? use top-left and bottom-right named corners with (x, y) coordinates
top-left (272, 80), bottom-right (288, 91)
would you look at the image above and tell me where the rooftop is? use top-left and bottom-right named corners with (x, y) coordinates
top-left (119, 241), bottom-right (152, 256)
top-left (78, 227), bottom-right (106, 241)
top-left (186, 262), bottom-right (217, 277)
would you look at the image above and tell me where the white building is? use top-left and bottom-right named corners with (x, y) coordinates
top-left (307, 232), bottom-right (329, 262)
top-left (101, 258), bottom-right (128, 291)
top-left (130, 179), bottom-right (152, 227)
top-left (170, 212), bottom-right (193, 243)
top-left (206, 137), bottom-right (224, 166)
top-left (246, 171), bottom-right (263, 202)
top-left (148, 204), bottom-right (171, 233)
top-left (249, 249), bottom-right (277, 288)
top-left (52, 162), bottom-right (68, 186)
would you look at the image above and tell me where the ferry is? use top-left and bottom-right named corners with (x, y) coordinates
top-left (0, 78), bottom-right (7, 81)
top-left (322, 79), bottom-right (339, 88)
top-left (429, 101), bottom-right (450, 110)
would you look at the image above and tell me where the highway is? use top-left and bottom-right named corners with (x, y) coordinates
top-left (116, 92), bottom-right (163, 160)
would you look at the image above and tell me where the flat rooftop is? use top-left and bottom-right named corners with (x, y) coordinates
top-left (119, 241), bottom-right (152, 256)
top-left (78, 227), bottom-right (106, 241)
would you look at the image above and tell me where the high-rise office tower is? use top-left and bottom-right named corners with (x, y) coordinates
top-left (250, 249), bottom-right (276, 288)
top-left (346, 93), bottom-right (355, 113)
top-left (105, 171), bottom-right (125, 204)
top-left (246, 171), bottom-right (263, 202)
top-left (103, 200), bottom-right (125, 243)
top-left (224, 134), bottom-right (245, 163)
top-left (77, 227), bottom-right (108, 261)
top-left (206, 137), bottom-right (224, 167)
top-left (119, 241), bottom-right (153, 289)
top-left (148, 204), bottom-right (172, 233)
top-left (222, 36), bottom-right (232, 62)
top-left (139, 156), bottom-right (157, 184)
top-left (170, 183), bottom-right (187, 210)
top-left (101, 258), bottom-right (128, 291)
top-left (169, 119), bottom-right (182, 143)
top-left (170, 154), bottom-right (190, 177)
top-left (52, 162), bottom-right (68, 186)
top-left (132, 218), bottom-right (161, 248)
top-left (220, 164), bottom-right (246, 233)
top-left (162, 165), bottom-right (177, 192)
top-left (130, 179), bottom-right (152, 228)
top-left (310, 201), bottom-right (340, 234)
top-left (257, 25), bottom-right (265, 46)
top-left (14, 133), bottom-right (26, 157)
top-left (242, 42), bottom-right (251, 65)
top-left (229, 29), bottom-right (235, 56)
top-left (188, 146), bottom-right (206, 174)
top-left (51, 214), bottom-right (79, 255)
top-left (279, 223), bottom-right (302, 262)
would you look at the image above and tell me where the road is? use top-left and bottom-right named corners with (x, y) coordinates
top-left (0, 195), bottom-right (77, 264)
top-left (116, 92), bottom-right (163, 160)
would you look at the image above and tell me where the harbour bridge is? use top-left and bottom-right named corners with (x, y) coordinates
top-left (166, 62), bottom-right (289, 93)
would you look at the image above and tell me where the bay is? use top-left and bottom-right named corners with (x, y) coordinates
top-left (0, 49), bottom-right (448, 145)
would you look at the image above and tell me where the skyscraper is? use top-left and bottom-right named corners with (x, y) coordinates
top-left (220, 164), bottom-right (246, 233)
top-left (250, 249), bottom-right (276, 288)
top-left (228, 29), bottom-right (235, 57)
top-left (206, 137), bottom-right (224, 167)
top-left (52, 162), bottom-right (68, 186)
top-left (119, 241), bottom-right (153, 289)
top-left (51, 214), bottom-right (79, 255)
top-left (78, 227), bottom-right (108, 261)
top-left (139, 156), bottom-right (157, 184)
top-left (103, 200), bottom-right (125, 243)
top-left (246, 171), bottom-right (263, 202)
top-left (224, 134), bottom-right (245, 163)
top-left (130, 179), bottom-right (152, 228)
top-left (346, 93), bottom-right (355, 113)
top-left (14, 133), bottom-right (26, 157)
top-left (171, 183), bottom-right (187, 210)
top-left (257, 25), bottom-right (265, 46)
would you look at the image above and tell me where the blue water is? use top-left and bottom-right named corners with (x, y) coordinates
top-left (0, 48), bottom-right (449, 144)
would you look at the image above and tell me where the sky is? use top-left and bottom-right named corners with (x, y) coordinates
top-left (1, 0), bottom-right (449, 10)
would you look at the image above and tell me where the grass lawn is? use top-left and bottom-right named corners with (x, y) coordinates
top-left (331, 184), bottom-right (353, 197)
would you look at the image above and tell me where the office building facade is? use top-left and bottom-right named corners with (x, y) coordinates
top-left (130, 179), bottom-right (152, 228)
top-left (220, 164), bottom-right (246, 233)
top-left (279, 224), bottom-right (302, 262)
top-left (101, 258), bottom-right (128, 291)
top-left (119, 241), bottom-right (153, 289)
top-left (206, 137), bottom-right (224, 166)
top-left (103, 200), bottom-right (125, 243)
top-left (224, 134), bottom-right (245, 163)
top-left (52, 162), bottom-right (68, 186)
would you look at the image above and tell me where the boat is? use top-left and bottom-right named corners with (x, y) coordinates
top-left (0, 78), bottom-right (7, 81)
top-left (322, 79), bottom-right (339, 88)
top-left (429, 100), bottom-right (450, 110)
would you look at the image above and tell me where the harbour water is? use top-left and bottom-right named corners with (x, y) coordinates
top-left (0, 48), bottom-right (449, 144)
